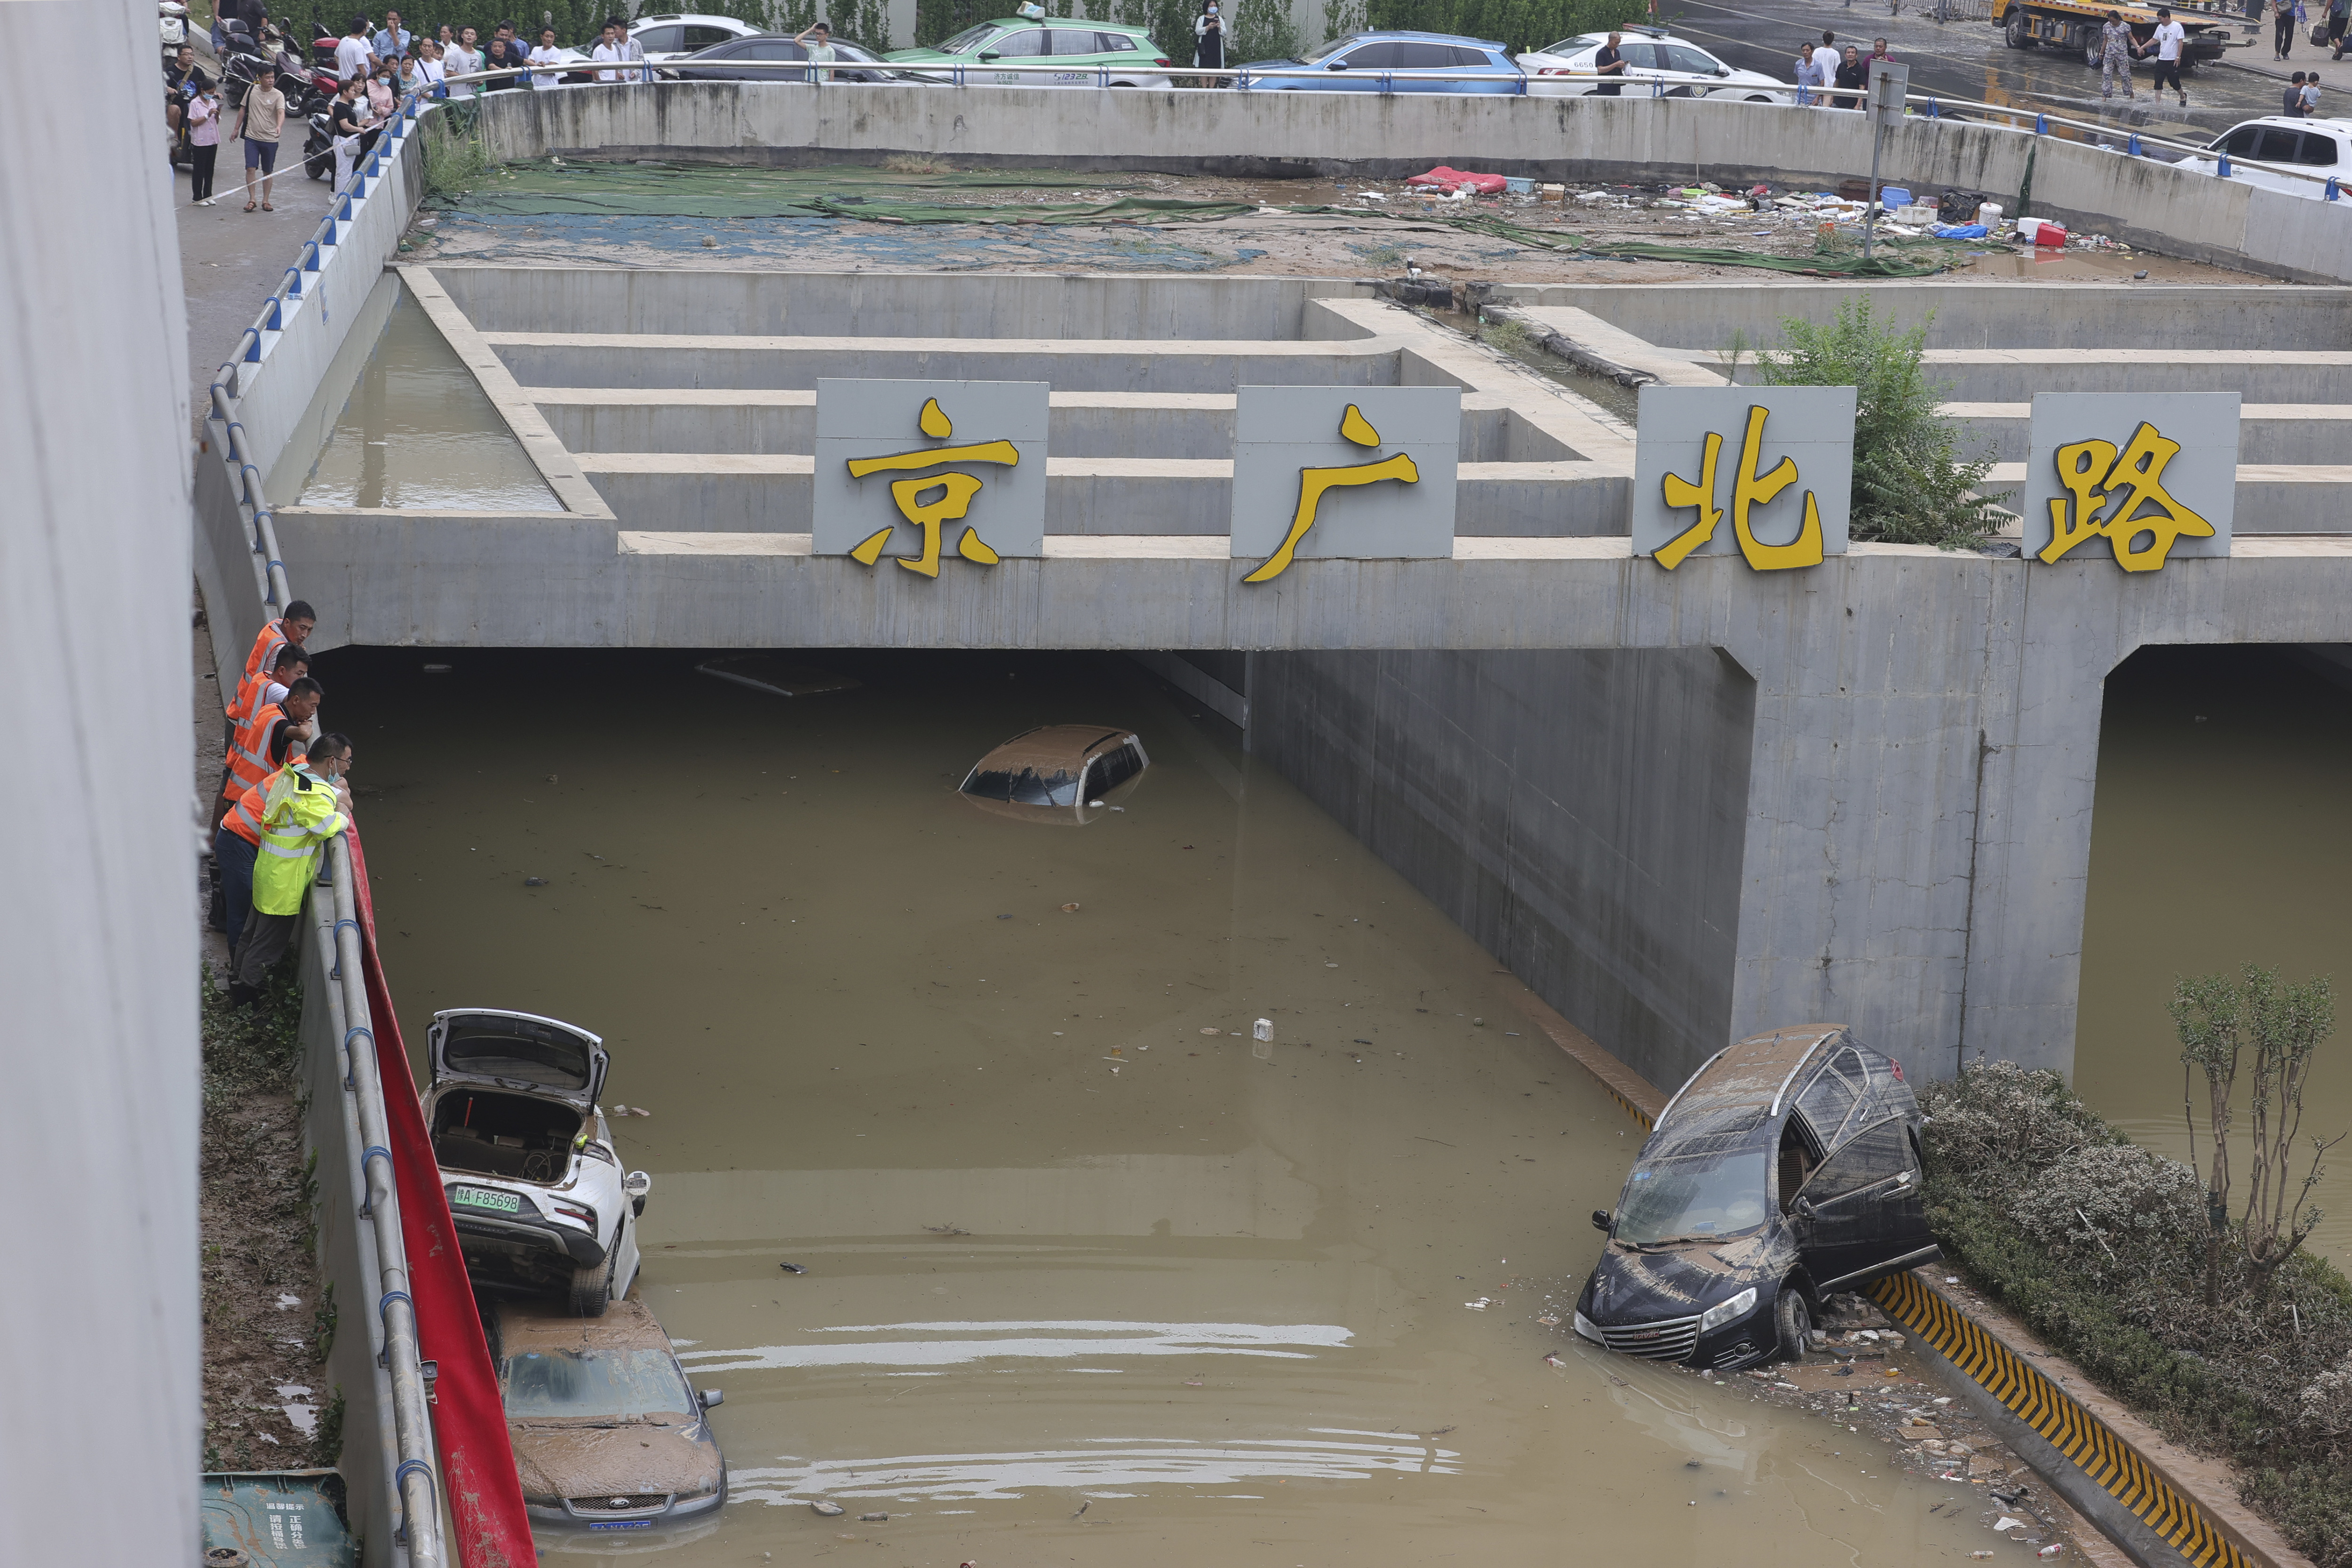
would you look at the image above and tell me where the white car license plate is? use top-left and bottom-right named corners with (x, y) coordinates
top-left (452, 1185), bottom-right (521, 1213)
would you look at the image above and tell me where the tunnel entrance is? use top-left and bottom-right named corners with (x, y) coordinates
top-left (2073, 643), bottom-right (2352, 1269)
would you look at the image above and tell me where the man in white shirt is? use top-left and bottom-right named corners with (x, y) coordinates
top-left (415, 39), bottom-right (445, 91)
top-left (334, 16), bottom-right (375, 87)
top-left (590, 16), bottom-right (648, 83)
top-left (2148, 6), bottom-right (2188, 105)
top-left (442, 25), bottom-right (481, 96)
top-left (528, 26), bottom-right (567, 89)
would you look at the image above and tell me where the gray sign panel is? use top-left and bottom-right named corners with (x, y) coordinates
top-left (814, 379), bottom-right (1049, 569)
top-left (1631, 385), bottom-right (1855, 570)
top-left (1230, 386), bottom-right (1460, 581)
top-left (2020, 392), bottom-right (2237, 568)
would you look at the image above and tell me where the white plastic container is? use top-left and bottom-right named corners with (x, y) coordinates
top-left (1975, 201), bottom-right (2003, 229)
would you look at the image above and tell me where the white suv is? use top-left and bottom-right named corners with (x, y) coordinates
top-left (426, 1008), bottom-right (652, 1316)
top-left (2182, 116), bottom-right (2348, 200)
top-left (1518, 28), bottom-right (1793, 103)
top-left (629, 12), bottom-right (765, 62)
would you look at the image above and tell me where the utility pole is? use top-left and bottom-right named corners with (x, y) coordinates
top-left (1863, 60), bottom-right (1909, 261)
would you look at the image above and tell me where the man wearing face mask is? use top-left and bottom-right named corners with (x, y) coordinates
top-left (1195, 0), bottom-right (1224, 83)
top-left (229, 733), bottom-right (354, 1007)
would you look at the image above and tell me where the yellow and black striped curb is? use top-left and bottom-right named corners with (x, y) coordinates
top-left (1870, 1270), bottom-right (2254, 1568)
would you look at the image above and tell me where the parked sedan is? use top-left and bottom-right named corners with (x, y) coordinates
top-left (665, 34), bottom-right (908, 83)
top-left (1573, 1024), bottom-right (1939, 1371)
top-left (1520, 29), bottom-right (1792, 102)
top-left (887, 18), bottom-right (1176, 87)
top-left (1238, 29), bottom-right (1525, 92)
top-left (628, 11), bottom-right (765, 62)
top-left (493, 1297), bottom-right (728, 1533)
top-left (2180, 116), bottom-right (2346, 200)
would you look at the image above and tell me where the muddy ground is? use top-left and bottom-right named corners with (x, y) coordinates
top-left (405, 163), bottom-right (2268, 286)
top-left (195, 613), bottom-right (335, 1474)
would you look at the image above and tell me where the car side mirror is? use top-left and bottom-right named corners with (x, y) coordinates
top-left (1327, 59), bottom-right (1348, 68)
top-left (699, 1387), bottom-right (723, 1409)
top-left (1716, 66), bottom-right (1730, 75)
top-left (1794, 1196), bottom-right (1816, 1221)
top-left (977, 49), bottom-right (999, 60)
top-left (1590, 1209), bottom-right (1612, 1232)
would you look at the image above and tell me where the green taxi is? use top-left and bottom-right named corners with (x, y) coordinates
top-left (886, 17), bottom-right (1176, 87)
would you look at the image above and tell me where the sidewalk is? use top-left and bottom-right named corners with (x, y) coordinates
top-left (2219, 29), bottom-right (2352, 98)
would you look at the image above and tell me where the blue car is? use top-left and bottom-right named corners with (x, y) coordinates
top-left (1237, 30), bottom-right (1525, 93)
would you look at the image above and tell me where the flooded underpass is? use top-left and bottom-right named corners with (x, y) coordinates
top-left (321, 644), bottom-right (2037, 1565)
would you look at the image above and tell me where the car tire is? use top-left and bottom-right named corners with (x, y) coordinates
top-left (569, 1248), bottom-right (615, 1317)
top-left (2005, 7), bottom-right (2034, 48)
top-left (1773, 1283), bottom-right (1812, 1364)
top-left (2080, 24), bottom-right (2102, 63)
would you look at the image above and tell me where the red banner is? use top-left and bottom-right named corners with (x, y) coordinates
top-left (345, 830), bottom-right (537, 1568)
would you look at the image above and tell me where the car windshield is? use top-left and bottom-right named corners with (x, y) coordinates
top-left (503, 1348), bottom-right (696, 1420)
top-left (1298, 35), bottom-right (1353, 63)
top-left (933, 23), bottom-right (998, 53)
top-left (1613, 1146), bottom-right (1770, 1245)
top-left (964, 762), bottom-right (1084, 807)
top-left (1539, 34), bottom-right (1600, 54)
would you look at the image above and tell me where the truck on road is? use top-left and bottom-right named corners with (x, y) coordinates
top-left (1990, 0), bottom-right (2237, 70)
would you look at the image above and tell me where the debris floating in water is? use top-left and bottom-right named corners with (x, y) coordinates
top-left (779, 1262), bottom-right (809, 1275)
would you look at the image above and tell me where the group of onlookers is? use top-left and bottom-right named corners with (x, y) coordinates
top-left (1789, 31), bottom-right (1896, 106)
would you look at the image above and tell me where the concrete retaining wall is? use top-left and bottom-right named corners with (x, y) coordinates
top-left (1250, 649), bottom-right (1756, 1091)
top-left (468, 81), bottom-right (2352, 283)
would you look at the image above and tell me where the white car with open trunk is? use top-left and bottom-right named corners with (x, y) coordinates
top-left (427, 1008), bottom-right (652, 1315)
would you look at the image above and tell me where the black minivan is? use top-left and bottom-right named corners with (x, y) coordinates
top-left (1573, 1024), bottom-right (1939, 1371)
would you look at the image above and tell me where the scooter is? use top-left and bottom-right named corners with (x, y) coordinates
top-left (303, 110), bottom-right (338, 182)
top-left (159, 0), bottom-right (188, 66)
top-left (217, 17), bottom-right (268, 104)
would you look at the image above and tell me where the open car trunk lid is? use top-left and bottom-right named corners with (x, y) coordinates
top-left (430, 1008), bottom-right (608, 1109)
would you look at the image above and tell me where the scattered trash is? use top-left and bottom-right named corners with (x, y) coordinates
top-left (1932, 223), bottom-right (1989, 240)
top-left (1070, 1501), bottom-right (1090, 1520)
top-left (1537, 1312), bottom-right (1561, 1327)
top-left (1465, 1298), bottom-right (1493, 1310)
top-left (925, 1224), bottom-right (969, 1236)
top-left (1538, 183), bottom-right (1565, 203)
top-left (2133, 270), bottom-right (2148, 280)
top-left (859, 1513), bottom-right (889, 1522)
top-left (1970, 1554), bottom-right (1995, 1560)
top-left (1945, 1276), bottom-right (1961, 1285)
top-left (1406, 166), bottom-right (1508, 194)
top-left (1200, 1027), bottom-right (1222, 1035)
top-left (1995, 1517), bottom-right (2025, 1533)
top-left (811, 1501), bottom-right (845, 1516)
top-left (524, 876), bottom-right (548, 887)
top-left (779, 1262), bottom-right (809, 1274)
top-left (1543, 1353), bottom-right (1565, 1366)
top-left (1184, 1377), bottom-right (1204, 1386)
top-left (1471, 1016), bottom-right (1484, 1027)
top-left (1060, 903), bottom-right (1081, 913)
top-left (1252, 1018), bottom-right (1273, 1041)
top-left (2038, 1547), bottom-right (2065, 1560)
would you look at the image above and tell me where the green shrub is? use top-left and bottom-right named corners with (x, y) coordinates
top-left (1753, 297), bottom-right (2007, 551)
top-left (1921, 1061), bottom-right (2352, 1568)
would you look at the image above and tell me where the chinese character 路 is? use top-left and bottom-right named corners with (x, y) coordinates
top-left (1655, 403), bottom-right (1824, 571)
top-left (1242, 403), bottom-right (1419, 584)
top-left (845, 396), bottom-right (1017, 577)
top-left (2040, 421), bottom-right (2212, 572)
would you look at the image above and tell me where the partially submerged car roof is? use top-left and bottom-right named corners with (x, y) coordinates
top-left (1648, 1025), bottom-right (1845, 1152)
top-left (494, 1295), bottom-right (672, 1359)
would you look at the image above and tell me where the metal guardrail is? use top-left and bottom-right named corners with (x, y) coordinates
top-left (202, 83), bottom-right (443, 1568)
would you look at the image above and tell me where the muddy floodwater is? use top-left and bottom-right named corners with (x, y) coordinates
top-left (331, 646), bottom-right (2020, 1563)
top-left (2074, 647), bottom-right (2352, 1270)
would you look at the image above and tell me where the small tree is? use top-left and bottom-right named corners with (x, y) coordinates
top-left (2173, 965), bottom-right (2343, 1305)
top-left (1754, 298), bottom-right (2006, 550)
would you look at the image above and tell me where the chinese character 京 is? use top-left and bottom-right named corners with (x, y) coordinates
top-left (844, 396), bottom-right (1017, 577)
top-left (2040, 421), bottom-right (2212, 572)
top-left (1654, 403), bottom-right (1825, 571)
top-left (1241, 403), bottom-right (1420, 584)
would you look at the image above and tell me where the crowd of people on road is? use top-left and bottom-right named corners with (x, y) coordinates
top-left (208, 602), bottom-right (354, 1009)
top-left (1789, 30), bottom-right (1896, 106)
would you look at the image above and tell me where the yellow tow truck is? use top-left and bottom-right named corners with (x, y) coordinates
top-left (1990, 0), bottom-right (2241, 69)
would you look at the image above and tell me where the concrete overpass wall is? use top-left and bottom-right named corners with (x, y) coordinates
top-left (1250, 649), bottom-right (1755, 1091)
top-left (469, 81), bottom-right (2352, 284)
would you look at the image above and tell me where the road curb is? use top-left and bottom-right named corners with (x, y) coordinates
top-left (1524, 1001), bottom-right (2315, 1568)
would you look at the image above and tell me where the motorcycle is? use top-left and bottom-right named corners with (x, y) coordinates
top-left (216, 17), bottom-right (268, 104)
top-left (303, 109), bottom-right (337, 181)
top-left (159, 0), bottom-right (188, 66)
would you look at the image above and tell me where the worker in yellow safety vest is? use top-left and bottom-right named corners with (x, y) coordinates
top-left (213, 723), bottom-right (314, 951)
top-left (228, 731), bottom-right (352, 1008)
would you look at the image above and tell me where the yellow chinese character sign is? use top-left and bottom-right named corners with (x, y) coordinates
top-left (814, 379), bottom-right (1049, 571)
top-left (1230, 386), bottom-right (1460, 582)
top-left (1632, 387), bottom-right (1855, 570)
top-left (2022, 393), bottom-right (2237, 570)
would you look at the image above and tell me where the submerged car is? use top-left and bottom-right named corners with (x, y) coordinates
top-left (887, 18), bottom-right (1175, 87)
top-left (493, 1297), bottom-right (727, 1532)
top-left (427, 1009), bottom-right (652, 1315)
top-left (1519, 29), bottom-right (1792, 103)
top-left (1238, 30), bottom-right (1525, 92)
top-left (958, 724), bottom-right (1148, 825)
top-left (1573, 1024), bottom-right (1937, 1370)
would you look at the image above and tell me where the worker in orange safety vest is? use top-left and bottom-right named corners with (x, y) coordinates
top-left (230, 600), bottom-right (315, 721)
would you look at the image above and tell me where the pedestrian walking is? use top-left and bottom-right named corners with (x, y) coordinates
top-left (233, 63), bottom-right (287, 211)
top-left (228, 733), bottom-right (352, 1008)
top-left (1192, 2), bottom-right (1224, 82)
top-left (2148, 6), bottom-right (2188, 104)
top-left (187, 77), bottom-right (222, 199)
top-left (528, 26), bottom-right (567, 89)
top-left (795, 20), bottom-right (838, 81)
top-left (2273, 0), bottom-right (2297, 57)
top-left (2100, 10), bottom-right (2136, 98)
top-left (2329, 0), bottom-right (2347, 57)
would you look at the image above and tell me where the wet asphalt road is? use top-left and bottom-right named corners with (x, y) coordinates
top-left (1654, 0), bottom-right (2280, 141)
